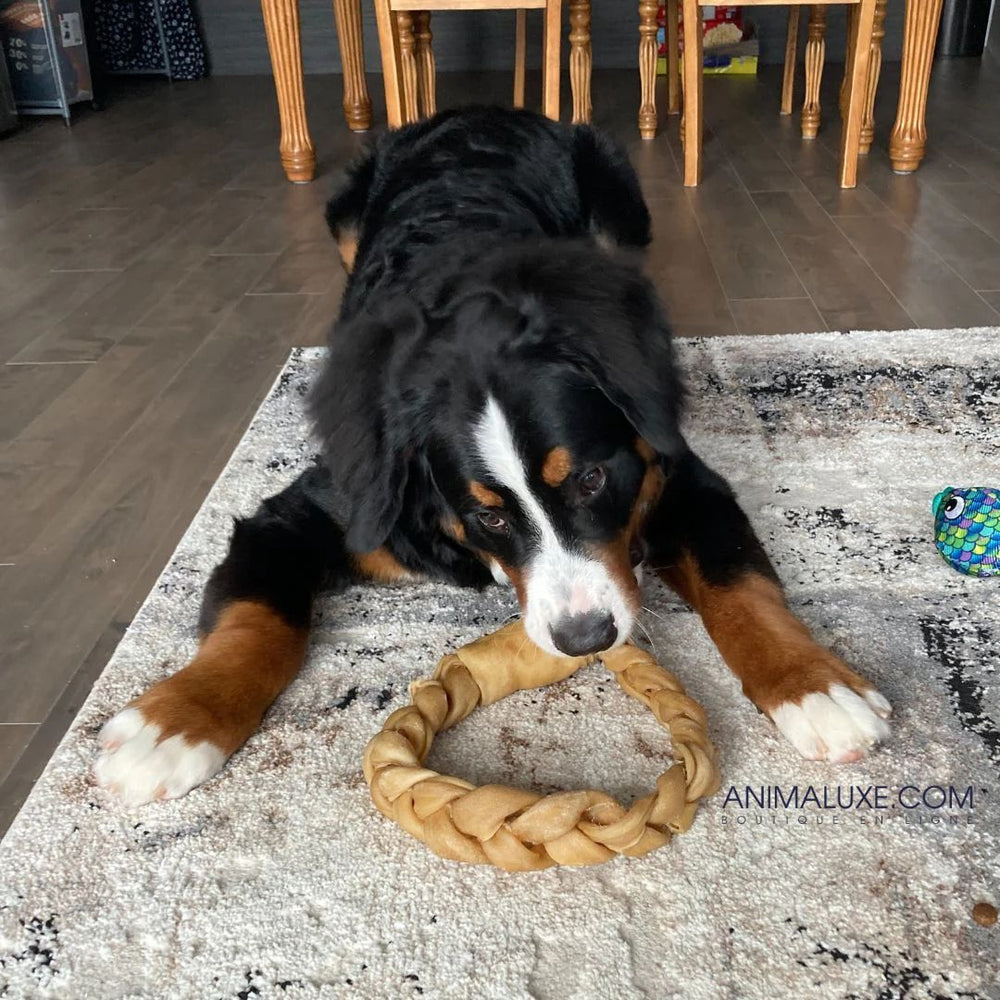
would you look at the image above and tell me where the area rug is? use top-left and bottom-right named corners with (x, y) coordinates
top-left (1, 328), bottom-right (998, 1000)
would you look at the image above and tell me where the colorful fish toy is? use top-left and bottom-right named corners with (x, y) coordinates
top-left (932, 487), bottom-right (1000, 577)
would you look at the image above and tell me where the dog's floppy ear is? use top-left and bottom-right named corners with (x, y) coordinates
top-left (308, 300), bottom-right (426, 553)
top-left (325, 146), bottom-right (377, 271)
top-left (325, 145), bottom-right (376, 242)
top-left (569, 321), bottom-right (684, 460)
top-left (579, 345), bottom-right (683, 458)
top-left (572, 126), bottom-right (652, 249)
top-left (507, 252), bottom-right (683, 458)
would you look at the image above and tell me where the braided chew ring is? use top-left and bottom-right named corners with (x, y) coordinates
top-left (363, 621), bottom-right (720, 871)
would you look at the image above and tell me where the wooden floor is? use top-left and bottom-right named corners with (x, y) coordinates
top-left (2, 63), bottom-right (999, 833)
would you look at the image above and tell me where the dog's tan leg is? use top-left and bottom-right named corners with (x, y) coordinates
top-left (645, 450), bottom-right (891, 762)
top-left (95, 602), bottom-right (308, 804)
top-left (95, 469), bottom-right (349, 805)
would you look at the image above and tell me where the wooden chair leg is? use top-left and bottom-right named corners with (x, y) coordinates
top-left (542, 0), bottom-right (562, 120)
top-left (414, 11), bottom-right (436, 118)
top-left (261, 0), bottom-right (316, 182)
top-left (859, 0), bottom-right (888, 153)
top-left (840, 0), bottom-right (876, 187)
top-left (638, 0), bottom-right (658, 138)
top-left (373, 0), bottom-right (404, 128)
top-left (679, 58), bottom-right (684, 143)
top-left (569, 0), bottom-right (592, 124)
top-left (680, 0), bottom-right (702, 185)
top-left (332, 0), bottom-right (372, 131)
top-left (666, 0), bottom-right (680, 115)
top-left (839, 4), bottom-right (858, 120)
top-left (889, 0), bottom-right (945, 173)
top-left (513, 9), bottom-right (526, 108)
top-left (397, 10), bottom-right (420, 124)
top-left (801, 5), bottom-right (826, 139)
top-left (780, 7), bottom-right (800, 116)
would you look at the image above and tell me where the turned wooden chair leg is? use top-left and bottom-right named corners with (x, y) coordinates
top-left (542, 0), bottom-right (562, 120)
top-left (889, 0), bottom-right (945, 173)
top-left (374, 0), bottom-right (404, 127)
top-left (840, 0), bottom-right (876, 187)
top-left (838, 0), bottom-right (882, 150)
top-left (801, 5), bottom-right (826, 139)
top-left (332, 0), bottom-right (372, 131)
top-left (513, 9), bottom-right (526, 108)
top-left (414, 11), bottom-right (436, 118)
top-left (396, 10), bottom-right (420, 124)
top-left (569, 0), bottom-right (592, 124)
top-left (680, 0), bottom-right (702, 185)
top-left (859, 0), bottom-right (888, 153)
top-left (780, 7), bottom-right (800, 115)
top-left (261, 0), bottom-right (316, 182)
top-left (666, 0), bottom-right (680, 115)
top-left (638, 0), bottom-right (658, 138)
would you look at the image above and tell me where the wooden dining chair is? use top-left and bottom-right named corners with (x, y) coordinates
top-left (261, 0), bottom-right (373, 183)
top-left (372, 0), bottom-right (565, 127)
top-left (781, 0), bottom-right (888, 155)
top-left (678, 0), bottom-right (877, 188)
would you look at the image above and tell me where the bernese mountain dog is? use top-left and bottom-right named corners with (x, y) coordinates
top-left (95, 107), bottom-right (891, 805)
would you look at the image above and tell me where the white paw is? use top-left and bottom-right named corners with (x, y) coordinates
top-left (94, 707), bottom-right (227, 806)
top-left (770, 684), bottom-right (892, 763)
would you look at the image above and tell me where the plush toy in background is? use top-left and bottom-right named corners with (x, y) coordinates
top-left (932, 487), bottom-right (1000, 577)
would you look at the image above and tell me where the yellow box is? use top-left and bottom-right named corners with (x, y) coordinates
top-left (657, 40), bottom-right (758, 75)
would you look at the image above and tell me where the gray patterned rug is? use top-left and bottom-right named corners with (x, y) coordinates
top-left (2, 328), bottom-right (998, 1000)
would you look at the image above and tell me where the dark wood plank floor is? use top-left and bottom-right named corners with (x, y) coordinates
top-left (2, 62), bottom-right (999, 833)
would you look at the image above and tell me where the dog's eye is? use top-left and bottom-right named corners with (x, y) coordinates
top-left (579, 466), bottom-right (607, 497)
top-left (476, 510), bottom-right (508, 533)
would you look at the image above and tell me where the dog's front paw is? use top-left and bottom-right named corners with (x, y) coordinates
top-left (757, 654), bottom-right (892, 763)
top-left (94, 704), bottom-right (227, 807)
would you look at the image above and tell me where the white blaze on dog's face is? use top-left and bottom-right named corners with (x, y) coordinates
top-left (471, 395), bottom-right (661, 657)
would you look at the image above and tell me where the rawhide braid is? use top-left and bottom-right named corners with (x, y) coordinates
top-left (362, 620), bottom-right (720, 871)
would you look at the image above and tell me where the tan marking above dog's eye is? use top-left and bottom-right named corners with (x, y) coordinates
top-left (469, 481), bottom-right (504, 507)
top-left (441, 517), bottom-right (466, 541)
top-left (635, 438), bottom-right (657, 464)
top-left (541, 446), bottom-right (573, 487)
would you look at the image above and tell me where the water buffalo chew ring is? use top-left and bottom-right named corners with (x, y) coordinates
top-left (362, 620), bottom-right (721, 871)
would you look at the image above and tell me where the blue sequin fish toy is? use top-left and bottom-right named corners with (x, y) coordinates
top-left (932, 487), bottom-right (1000, 577)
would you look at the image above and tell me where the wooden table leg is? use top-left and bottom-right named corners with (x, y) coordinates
top-left (570, 0), bottom-right (592, 124)
top-left (414, 11), bottom-right (436, 118)
top-left (261, 0), bottom-right (315, 183)
top-left (801, 5), bottom-right (826, 139)
top-left (638, 0), bottom-right (658, 139)
top-left (780, 7), bottom-right (800, 115)
top-left (332, 0), bottom-right (372, 131)
top-left (859, 0), bottom-right (888, 154)
top-left (889, 0), bottom-right (944, 173)
top-left (397, 10), bottom-right (419, 124)
top-left (666, 0), bottom-right (680, 114)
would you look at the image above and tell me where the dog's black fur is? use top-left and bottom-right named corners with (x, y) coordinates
top-left (326, 107), bottom-right (653, 321)
top-left (96, 107), bottom-right (891, 806)
top-left (200, 107), bottom-right (777, 645)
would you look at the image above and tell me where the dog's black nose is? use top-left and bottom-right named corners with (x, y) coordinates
top-left (549, 611), bottom-right (618, 657)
